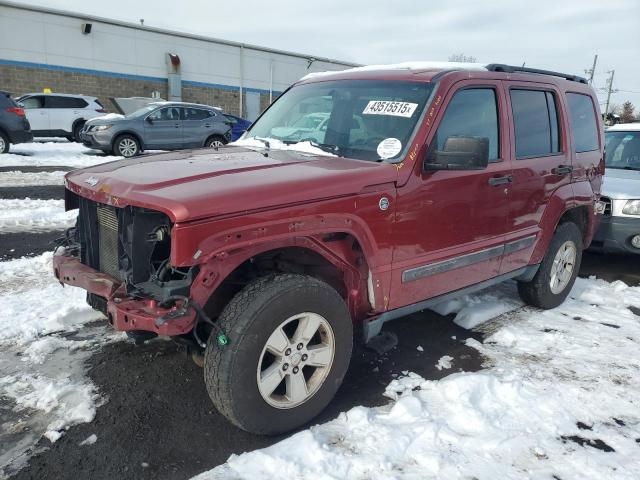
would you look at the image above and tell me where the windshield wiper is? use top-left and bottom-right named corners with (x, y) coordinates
top-left (252, 137), bottom-right (271, 150)
top-left (607, 166), bottom-right (639, 170)
top-left (282, 140), bottom-right (340, 155)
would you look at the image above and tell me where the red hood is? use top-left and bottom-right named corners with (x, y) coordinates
top-left (65, 147), bottom-right (398, 223)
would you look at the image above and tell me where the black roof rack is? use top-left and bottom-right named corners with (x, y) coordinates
top-left (485, 64), bottom-right (588, 84)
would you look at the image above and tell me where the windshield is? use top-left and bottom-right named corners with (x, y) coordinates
top-left (245, 80), bottom-right (433, 161)
top-left (605, 130), bottom-right (640, 170)
top-left (126, 105), bottom-right (162, 118)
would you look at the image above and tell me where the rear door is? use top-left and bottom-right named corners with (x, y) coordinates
top-left (144, 106), bottom-right (183, 149)
top-left (45, 96), bottom-right (88, 133)
top-left (182, 107), bottom-right (215, 147)
top-left (500, 83), bottom-right (570, 273)
top-left (21, 95), bottom-right (48, 132)
top-left (390, 81), bottom-right (513, 308)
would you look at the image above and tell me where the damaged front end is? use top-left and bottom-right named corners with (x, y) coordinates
top-left (53, 196), bottom-right (199, 337)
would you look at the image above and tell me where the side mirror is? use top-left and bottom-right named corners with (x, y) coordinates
top-left (424, 136), bottom-right (490, 171)
top-left (145, 116), bottom-right (154, 124)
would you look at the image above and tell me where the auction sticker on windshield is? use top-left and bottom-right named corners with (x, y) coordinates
top-left (363, 101), bottom-right (418, 118)
top-left (377, 138), bottom-right (402, 159)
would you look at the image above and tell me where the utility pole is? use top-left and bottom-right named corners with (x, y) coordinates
top-left (604, 69), bottom-right (615, 121)
top-left (587, 54), bottom-right (598, 84)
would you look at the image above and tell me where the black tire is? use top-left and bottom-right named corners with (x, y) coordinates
top-left (205, 135), bottom-right (227, 148)
top-left (72, 121), bottom-right (85, 142)
top-left (0, 131), bottom-right (9, 154)
top-left (114, 134), bottom-right (140, 158)
top-left (518, 222), bottom-right (583, 309)
top-left (204, 274), bottom-right (353, 435)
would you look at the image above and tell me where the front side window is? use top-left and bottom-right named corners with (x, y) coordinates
top-left (433, 88), bottom-right (500, 161)
top-left (566, 93), bottom-right (599, 153)
top-left (605, 131), bottom-right (640, 170)
top-left (510, 89), bottom-right (561, 158)
top-left (246, 80), bottom-right (433, 161)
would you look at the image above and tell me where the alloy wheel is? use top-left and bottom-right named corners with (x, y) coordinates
top-left (118, 138), bottom-right (138, 157)
top-left (256, 312), bottom-right (335, 409)
top-left (549, 240), bottom-right (577, 294)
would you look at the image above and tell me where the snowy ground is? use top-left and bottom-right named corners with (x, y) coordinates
top-left (198, 278), bottom-right (640, 480)
top-left (0, 141), bottom-right (122, 477)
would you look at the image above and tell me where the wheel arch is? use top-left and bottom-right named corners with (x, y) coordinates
top-left (203, 133), bottom-right (227, 147)
top-left (112, 130), bottom-right (145, 151)
top-left (190, 234), bottom-right (371, 323)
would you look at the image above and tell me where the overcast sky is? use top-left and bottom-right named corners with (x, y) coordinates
top-left (19, 0), bottom-right (640, 110)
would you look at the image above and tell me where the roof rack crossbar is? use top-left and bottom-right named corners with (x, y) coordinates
top-left (485, 63), bottom-right (588, 84)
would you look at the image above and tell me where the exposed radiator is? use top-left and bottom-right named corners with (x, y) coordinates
top-left (96, 204), bottom-right (120, 279)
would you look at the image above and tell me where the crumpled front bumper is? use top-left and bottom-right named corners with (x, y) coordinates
top-left (53, 249), bottom-right (196, 335)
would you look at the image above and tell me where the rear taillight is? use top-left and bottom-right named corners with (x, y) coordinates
top-left (96, 108), bottom-right (107, 113)
top-left (6, 107), bottom-right (25, 117)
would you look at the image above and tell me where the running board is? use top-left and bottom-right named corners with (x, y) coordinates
top-left (362, 264), bottom-right (539, 343)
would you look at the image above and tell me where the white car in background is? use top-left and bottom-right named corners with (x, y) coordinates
top-left (15, 93), bottom-right (107, 142)
top-left (592, 123), bottom-right (640, 254)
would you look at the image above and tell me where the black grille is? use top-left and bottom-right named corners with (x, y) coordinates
top-left (96, 204), bottom-right (120, 279)
top-left (601, 196), bottom-right (612, 216)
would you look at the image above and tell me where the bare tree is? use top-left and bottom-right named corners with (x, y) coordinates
top-left (620, 101), bottom-right (636, 123)
top-left (448, 53), bottom-right (477, 63)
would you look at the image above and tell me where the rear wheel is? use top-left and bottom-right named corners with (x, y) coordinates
top-left (204, 274), bottom-right (352, 434)
top-left (205, 135), bottom-right (227, 148)
top-left (518, 222), bottom-right (583, 309)
top-left (0, 131), bottom-right (9, 153)
top-left (114, 134), bottom-right (140, 157)
top-left (72, 121), bottom-right (85, 142)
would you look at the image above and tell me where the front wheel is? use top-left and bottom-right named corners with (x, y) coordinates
top-left (518, 222), bottom-right (583, 309)
top-left (204, 274), bottom-right (353, 434)
top-left (114, 134), bottom-right (140, 158)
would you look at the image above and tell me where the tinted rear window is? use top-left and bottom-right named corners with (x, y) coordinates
top-left (566, 93), bottom-right (599, 153)
top-left (45, 96), bottom-right (89, 108)
top-left (510, 89), bottom-right (561, 158)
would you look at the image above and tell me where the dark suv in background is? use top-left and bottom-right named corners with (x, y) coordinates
top-left (0, 91), bottom-right (32, 153)
top-left (81, 102), bottom-right (232, 157)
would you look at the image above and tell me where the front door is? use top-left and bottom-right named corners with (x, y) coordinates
top-left (390, 82), bottom-right (513, 309)
top-left (144, 106), bottom-right (183, 149)
top-left (21, 95), bottom-right (49, 132)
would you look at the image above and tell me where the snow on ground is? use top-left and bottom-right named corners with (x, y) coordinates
top-left (196, 277), bottom-right (640, 480)
top-left (0, 199), bottom-right (77, 233)
top-left (0, 253), bottom-right (117, 475)
top-left (0, 170), bottom-right (66, 187)
top-left (3, 141), bottom-right (120, 167)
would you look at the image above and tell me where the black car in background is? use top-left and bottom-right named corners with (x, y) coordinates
top-left (0, 91), bottom-right (32, 153)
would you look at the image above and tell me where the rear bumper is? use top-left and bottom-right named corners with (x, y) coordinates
top-left (8, 129), bottom-right (33, 144)
top-left (53, 249), bottom-right (196, 335)
top-left (590, 215), bottom-right (640, 255)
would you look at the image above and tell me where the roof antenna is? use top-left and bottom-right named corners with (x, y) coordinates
top-left (140, 19), bottom-right (145, 26)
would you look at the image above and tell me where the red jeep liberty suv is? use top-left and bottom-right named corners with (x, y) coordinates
top-left (54, 63), bottom-right (604, 434)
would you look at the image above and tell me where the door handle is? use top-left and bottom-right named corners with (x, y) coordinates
top-left (552, 165), bottom-right (573, 175)
top-left (204, 124), bottom-right (211, 128)
top-left (174, 123), bottom-right (180, 128)
top-left (488, 175), bottom-right (513, 186)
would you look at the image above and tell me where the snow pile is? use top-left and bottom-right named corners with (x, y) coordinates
top-left (430, 281), bottom-right (523, 329)
top-left (0, 373), bottom-right (99, 443)
top-left (0, 252), bottom-right (100, 342)
top-left (0, 170), bottom-right (66, 187)
top-left (232, 137), bottom-right (336, 157)
top-left (195, 277), bottom-right (640, 479)
top-left (435, 355), bottom-right (453, 370)
top-left (301, 61), bottom-right (488, 81)
top-left (0, 199), bottom-right (77, 233)
top-left (4, 141), bottom-right (120, 167)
